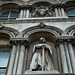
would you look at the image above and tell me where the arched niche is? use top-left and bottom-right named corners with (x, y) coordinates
top-left (25, 31), bottom-right (59, 72)
top-left (22, 25), bottom-right (63, 72)
top-left (22, 25), bottom-right (63, 73)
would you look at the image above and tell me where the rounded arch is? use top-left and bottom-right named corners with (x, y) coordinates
top-left (0, 1), bottom-right (22, 6)
top-left (64, 0), bottom-right (75, 8)
top-left (0, 3), bottom-right (20, 13)
top-left (65, 25), bottom-right (75, 36)
top-left (26, 0), bottom-right (55, 5)
top-left (21, 25), bottom-right (63, 43)
top-left (64, 0), bottom-right (75, 4)
top-left (0, 27), bottom-right (19, 38)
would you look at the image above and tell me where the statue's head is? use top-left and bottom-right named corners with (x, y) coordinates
top-left (39, 37), bottom-right (46, 43)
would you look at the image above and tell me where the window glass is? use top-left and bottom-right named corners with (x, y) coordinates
top-left (0, 69), bottom-right (6, 75)
top-left (66, 8), bottom-right (75, 16)
top-left (0, 50), bottom-right (10, 67)
top-left (0, 48), bottom-right (10, 75)
top-left (0, 11), bottom-right (9, 18)
top-left (10, 11), bottom-right (18, 18)
top-left (0, 10), bottom-right (19, 20)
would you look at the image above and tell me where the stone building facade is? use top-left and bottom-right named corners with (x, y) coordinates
top-left (0, 0), bottom-right (75, 75)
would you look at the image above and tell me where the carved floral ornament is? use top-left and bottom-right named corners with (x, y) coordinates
top-left (31, 5), bottom-right (53, 17)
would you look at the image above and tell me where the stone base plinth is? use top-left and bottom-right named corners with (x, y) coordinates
top-left (24, 70), bottom-right (59, 75)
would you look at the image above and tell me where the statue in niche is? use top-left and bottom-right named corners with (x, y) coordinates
top-left (29, 37), bottom-right (54, 71)
top-left (31, 5), bottom-right (53, 17)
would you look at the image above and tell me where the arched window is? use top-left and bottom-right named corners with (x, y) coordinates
top-left (66, 8), bottom-right (75, 17)
top-left (0, 10), bottom-right (19, 20)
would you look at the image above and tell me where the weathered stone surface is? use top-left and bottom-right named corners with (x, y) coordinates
top-left (24, 70), bottom-right (59, 74)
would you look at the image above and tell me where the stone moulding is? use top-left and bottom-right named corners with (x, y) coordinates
top-left (0, 17), bottom-right (75, 24)
top-left (0, 1), bottom-right (23, 6)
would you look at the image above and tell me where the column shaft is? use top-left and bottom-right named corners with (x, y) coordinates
top-left (24, 48), bottom-right (28, 71)
top-left (68, 44), bottom-right (75, 73)
top-left (17, 45), bottom-right (25, 74)
top-left (59, 44), bottom-right (68, 73)
top-left (26, 9), bottom-right (30, 18)
top-left (19, 10), bottom-right (23, 18)
top-left (12, 44), bottom-right (20, 74)
top-left (7, 45), bottom-right (16, 75)
top-left (61, 8), bottom-right (66, 17)
top-left (58, 8), bottom-right (62, 17)
top-left (23, 9), bottom-right (26, 18)
top-left (64, 43), bottom-right (72, 73)
top-left (55, 8), bottom-right (59, 17)
top-left (56, 46), bottom-right (62, 72)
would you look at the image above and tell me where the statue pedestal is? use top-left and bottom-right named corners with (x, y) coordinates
top-left (24, 70), bottom-right (59, 75)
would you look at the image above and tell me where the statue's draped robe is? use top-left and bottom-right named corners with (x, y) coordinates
top-left (30, 45), bottom-right (54, 71)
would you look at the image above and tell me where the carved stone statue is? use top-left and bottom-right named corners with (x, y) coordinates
top-left (29, 37), bottom-right (54, 71)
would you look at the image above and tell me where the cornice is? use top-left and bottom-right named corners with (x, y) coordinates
top-left (0, 17), bottom-right (75, 24)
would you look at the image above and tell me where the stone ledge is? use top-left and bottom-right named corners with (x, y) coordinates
top-left (24, 70), bottom-right (59, 74)
top-left (0, 17), bottom-right (75, 24)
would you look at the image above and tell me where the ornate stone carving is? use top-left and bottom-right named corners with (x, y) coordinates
top-left (10, 38), bottom-right (29, 47)
top-left (29, 37), bottom-right (54, 71)
top-left (56, 36), bottom-right (74, 44)
top-left (31, 5), bottom-right (53, 17)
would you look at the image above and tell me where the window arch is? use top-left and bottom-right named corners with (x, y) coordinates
top-left (66, 7), bottom-right (75, 17)
top-left (0, 10), bottom-right (19, 20)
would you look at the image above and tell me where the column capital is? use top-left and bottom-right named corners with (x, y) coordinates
top-left (56, 36), bottom-right (74, 44)
top-left (10, 38), bottom-right (29, 46)
top-left (53, 4), bottom-right (66, 8)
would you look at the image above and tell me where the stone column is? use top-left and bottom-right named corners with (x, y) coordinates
top-left (58, 8), bottom-right (62, 17)
top-left (56, 45), bottom-right (62, 72)
top-left (26, 9), bottom-right (30, 18)
top-left (59, 43), bottom-right (68, 73)
top-left (23, 9), bottom-right (26, 18)
top-left (64, 42), bottom-right (72, 73)
top-left (7, 41), bottom-right (17, 75)
top-left (68, 43), bottom-right (75, 73)
top-left (17, 42), bottom-right (25, 74)
top-left (19, 9), bottom-right (24, 18)
top-left (23, 44), bottom-right (29, 73)
top-left (55, 8), bottom-right (59, 17)
top-left (61, 8), bottom-right (67, 17)
top-left (12, 43), bottom-right (20, 74)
